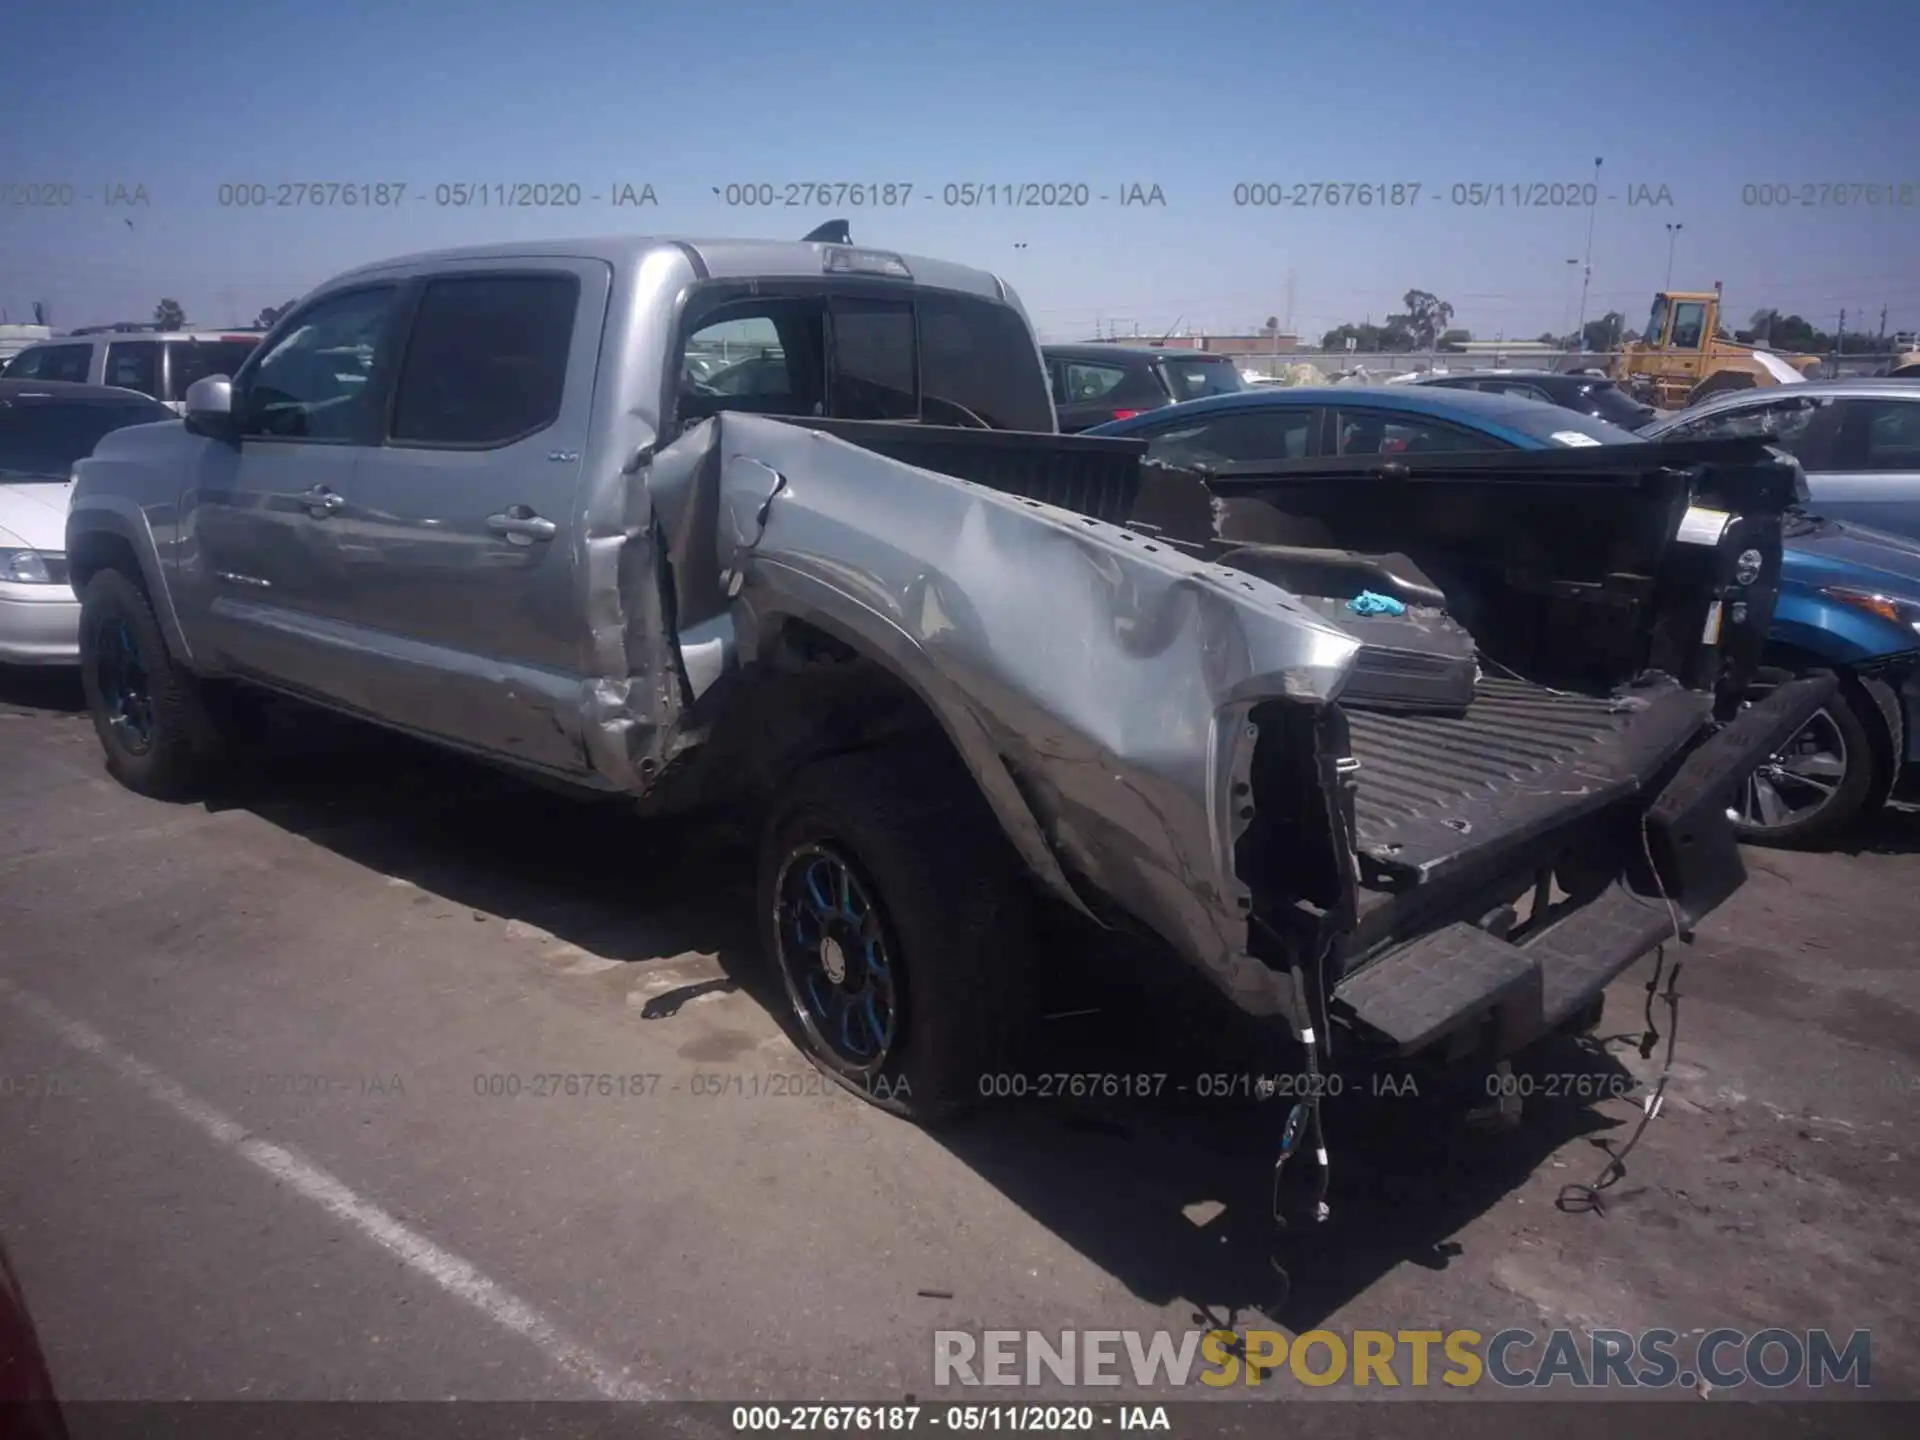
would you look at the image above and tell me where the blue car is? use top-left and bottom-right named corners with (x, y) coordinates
top-left (1091, 386), bottom-right (1920, 845)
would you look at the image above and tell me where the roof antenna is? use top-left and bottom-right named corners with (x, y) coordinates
top-left (802, 219), bottom-right (852, 245)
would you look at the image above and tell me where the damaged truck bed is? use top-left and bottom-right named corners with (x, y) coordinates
top-left (646, 414), bottom-right (1831, 1070)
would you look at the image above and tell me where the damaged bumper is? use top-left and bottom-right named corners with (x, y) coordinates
top-left (1331, 671), bottom-right (1838, 1059)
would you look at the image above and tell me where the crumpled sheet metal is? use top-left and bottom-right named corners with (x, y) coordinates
top-left (578, 417), bottom-right (685, 792)
top-left (688, 413), bottom-right (1363, 1015)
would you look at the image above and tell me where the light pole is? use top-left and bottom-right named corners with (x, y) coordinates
top-left (1562, 258), bottom-right (1580, 348)
top-left (1574, 156), bottom-right (1601, 352)
top-left (1664, 223), bottom-right (1683, 290)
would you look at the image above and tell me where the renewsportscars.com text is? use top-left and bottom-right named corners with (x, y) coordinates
top-left (933, 1327), bottom-right (1871, 1390)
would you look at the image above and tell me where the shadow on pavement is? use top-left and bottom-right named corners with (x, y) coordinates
top-left (0, 665), bottom-right (84, 716)
top-left (214, 702), bottom-right (1649, 1335)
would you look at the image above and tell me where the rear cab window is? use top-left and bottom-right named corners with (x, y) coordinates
top-left (674, 283), bottom-right (1051, 433)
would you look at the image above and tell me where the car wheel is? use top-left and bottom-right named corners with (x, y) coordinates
top-left (1728, 682), bottom-right (1882, 848)
top-left (77, 569), bottom-right (225, 800)
top-left (758, 745), bottom-right (1036, 1123)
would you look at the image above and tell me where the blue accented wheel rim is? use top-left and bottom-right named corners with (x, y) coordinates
top-left (772, 843), bottom-right (898, 1076)
top-left (96, 615), bottom-right (154, 756)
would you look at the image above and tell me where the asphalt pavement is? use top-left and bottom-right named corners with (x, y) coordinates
top-left (1, 666), bottom-right (1916, 1422)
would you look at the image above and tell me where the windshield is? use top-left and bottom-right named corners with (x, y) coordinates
top-left (0, 398), bottom-right (175, 479)
top-left (1643, 296), bottom-right (1670, 348)
top-left (1156, 358), bottom-right (1245, 402)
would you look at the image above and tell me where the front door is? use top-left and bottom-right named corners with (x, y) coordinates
top-left (316, 263), bottom-right (609, 775)
top-left (192, 283), bottom-right (403, 691)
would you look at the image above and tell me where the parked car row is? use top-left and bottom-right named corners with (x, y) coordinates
top-left (2, 329), bottom-right (264, 414)
top-left (1087, 379), bottom-right (1920, 845)
top-left (0, 380), bottom-right (177, 664)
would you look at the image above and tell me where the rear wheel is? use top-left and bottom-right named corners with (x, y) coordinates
top-left (78, 569), bottom-right (226, 800)
top-left (1729, 679), bottom-right (1883, 847)
top-left (758, 745), bottom-right (1036, 1122)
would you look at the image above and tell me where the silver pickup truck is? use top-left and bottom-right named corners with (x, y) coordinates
top-left (66, 230), bottom-right (1831, 1138)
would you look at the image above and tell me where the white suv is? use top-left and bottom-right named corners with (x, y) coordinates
top-left (2, 328), bottom-right (262, 412)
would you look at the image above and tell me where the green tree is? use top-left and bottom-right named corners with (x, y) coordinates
top-left (254, 300), bottom-right (296, 329)
top-left (1438, 328), bottom-right (1471, 352)
top-left (1401, 289), bottom-right (1456, 350)
top-left (1581, 312), bottom-right (1625, 351)
top-left (153, 298), bottom-right (186, 330)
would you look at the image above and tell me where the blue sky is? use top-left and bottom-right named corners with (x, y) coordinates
top-left (2, 0), bottom-right (1913, 342)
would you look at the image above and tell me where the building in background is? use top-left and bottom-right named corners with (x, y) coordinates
top-left (0, 326), bottom-right (53, 364)
top-left (1078, 331), bottom-right (1300, 355)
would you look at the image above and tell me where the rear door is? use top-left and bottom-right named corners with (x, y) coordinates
top-left (318, 262), bottom-right (609, 774)
top-left (1812, 396), bottom-right (1920, 540)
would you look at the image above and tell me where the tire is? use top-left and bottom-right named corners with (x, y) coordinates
top-left (1729, 680), bottom-right (1884, 848)
top-left (77, 568), bottom-right (226, 800)
top-left (757, 745), bottom-right (1036, 1123)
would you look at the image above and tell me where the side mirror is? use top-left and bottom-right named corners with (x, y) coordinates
top-left (183, 376), bottom-right (237, 441)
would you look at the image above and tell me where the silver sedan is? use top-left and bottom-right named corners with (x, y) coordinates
top-left (1641, 378), bottom-right (1920, 541)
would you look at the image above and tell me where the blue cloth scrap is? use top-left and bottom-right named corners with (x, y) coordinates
top-left (1348, 590), bottom-right (1407, 617)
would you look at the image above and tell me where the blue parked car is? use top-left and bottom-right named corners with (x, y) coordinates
top-left (1090, 386), bottom-right (1920, 845)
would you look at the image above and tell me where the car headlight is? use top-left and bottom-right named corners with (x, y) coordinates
top-left (1821, 584), bottom-right (1920, 637)
top-left (0, 548), bottom-right (59, 585)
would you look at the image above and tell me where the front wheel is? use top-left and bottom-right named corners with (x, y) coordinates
top-left (758, 746), bottom-right (1036, 1122)
top-left (1729, 681), bottom-right (1883, 847)
top-left (77, 569), bottom-right (225, 800)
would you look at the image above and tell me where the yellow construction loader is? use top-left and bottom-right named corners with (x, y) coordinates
top-left (1610, 283), bottom-right (1822, 409)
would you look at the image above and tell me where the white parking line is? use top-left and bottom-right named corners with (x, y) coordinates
top-left (0, 977), bottom-right (660, 1402)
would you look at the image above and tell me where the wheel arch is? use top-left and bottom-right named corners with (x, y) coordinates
top-left (717, 601), bottom-right (1093, 919)
top-left (65, 505), bottom-right (196, 667)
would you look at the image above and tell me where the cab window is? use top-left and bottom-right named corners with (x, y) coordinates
top-left (1669, 303), bottom-right (1707, 350)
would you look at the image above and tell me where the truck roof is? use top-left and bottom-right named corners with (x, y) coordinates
top-left (328, 234), bottom-right (1014, 305)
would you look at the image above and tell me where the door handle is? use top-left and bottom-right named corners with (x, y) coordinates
top-left (487, 506), bottom-right (558, 544)
top-left (302, 485), bottom-right (346, 517)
